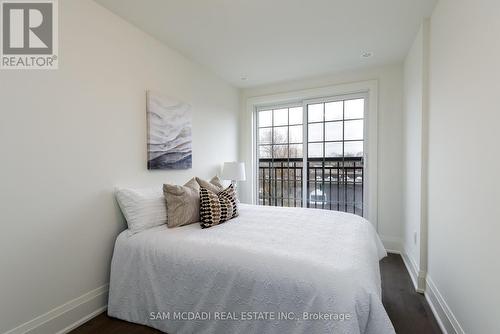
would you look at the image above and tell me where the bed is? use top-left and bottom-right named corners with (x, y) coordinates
top-left (108, 204), bottom-right (395, 334)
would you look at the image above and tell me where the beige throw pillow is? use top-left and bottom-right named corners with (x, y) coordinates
top-left (195, 176), bottom-right (225, 194)
top-left (163, 178), bottom-right (200, 228)
top-left (163, 177), bottom-right (225, 228)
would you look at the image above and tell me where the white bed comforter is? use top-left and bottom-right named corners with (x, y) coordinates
top-left (108, 204), bottom-right (395, 334)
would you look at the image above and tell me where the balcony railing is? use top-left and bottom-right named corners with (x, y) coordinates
top-left (258, 157), bottom-right (364, 216)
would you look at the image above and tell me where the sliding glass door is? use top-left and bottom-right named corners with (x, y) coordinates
top-left (256, 94), bottom-right (366, 217)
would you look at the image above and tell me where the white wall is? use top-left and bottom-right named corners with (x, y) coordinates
top-left (426, 0), bottom-right (500, 332)
top-left (0, 0), bottom-right (239, 332)
top-left (402, 21), bottom-right (430, 291)
top-left (239, 64), bottom-right (404, 244)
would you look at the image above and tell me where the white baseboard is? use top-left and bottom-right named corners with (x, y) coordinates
top-left (401, 250), bottom-right (419, 291)
top-left (3, 284), bottom-right (108, 334)
top-left (54, 306), bottom-right (107, 334)
top-left (425, 276), bottom-right (465, 334)
top-left (400, 249), bottom-right (426, 293)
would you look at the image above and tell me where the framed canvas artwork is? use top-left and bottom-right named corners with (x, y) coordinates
top-left (147, 90), bottom-right (192, 169)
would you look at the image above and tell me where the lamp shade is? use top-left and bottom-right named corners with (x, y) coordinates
top-left (221, 162), bottom-right (246, 181)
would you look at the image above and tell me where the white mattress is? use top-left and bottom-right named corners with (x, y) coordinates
top-left (108, 204), bottom-right (395, 334)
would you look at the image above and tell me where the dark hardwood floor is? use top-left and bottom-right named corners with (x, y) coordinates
top-left (71, 253), bottom-right (441, 334)
top-left (381, 254), bottom-right (442, 334)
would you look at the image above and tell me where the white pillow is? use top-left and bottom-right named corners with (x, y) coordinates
top-left (115, 187), bottom-right (167, 235)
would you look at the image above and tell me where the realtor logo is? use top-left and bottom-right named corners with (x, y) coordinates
top-left (1, 0), bottom-right (58, 69)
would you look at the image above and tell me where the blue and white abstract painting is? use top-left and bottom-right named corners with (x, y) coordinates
top-left (147, 91), bottom-right (192, 169)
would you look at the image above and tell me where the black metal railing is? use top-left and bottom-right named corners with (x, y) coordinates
top-left (258, 157), bottom-right (364, 216)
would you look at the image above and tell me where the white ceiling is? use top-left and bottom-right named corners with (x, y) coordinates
top-left (95, 0), bottom-right (437, 88)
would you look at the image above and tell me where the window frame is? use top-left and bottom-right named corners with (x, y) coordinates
top-left (247, 80), bottom-right (378, 230)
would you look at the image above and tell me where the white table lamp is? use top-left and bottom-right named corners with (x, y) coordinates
top-left (221, 162), bottom-right (246, 187)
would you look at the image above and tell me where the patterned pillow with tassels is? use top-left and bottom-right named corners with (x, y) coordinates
top-left (199, 184), bottom-right (238, 228)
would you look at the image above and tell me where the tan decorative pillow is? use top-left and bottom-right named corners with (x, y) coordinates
top-left (163, 177), bottom-right (225, 228)
top-left (195, 176), bottom-right (225, 194)
top-left (199, 184), bottom-right (238, 229)
top-left (163, 178), bottom-right (200, 228)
